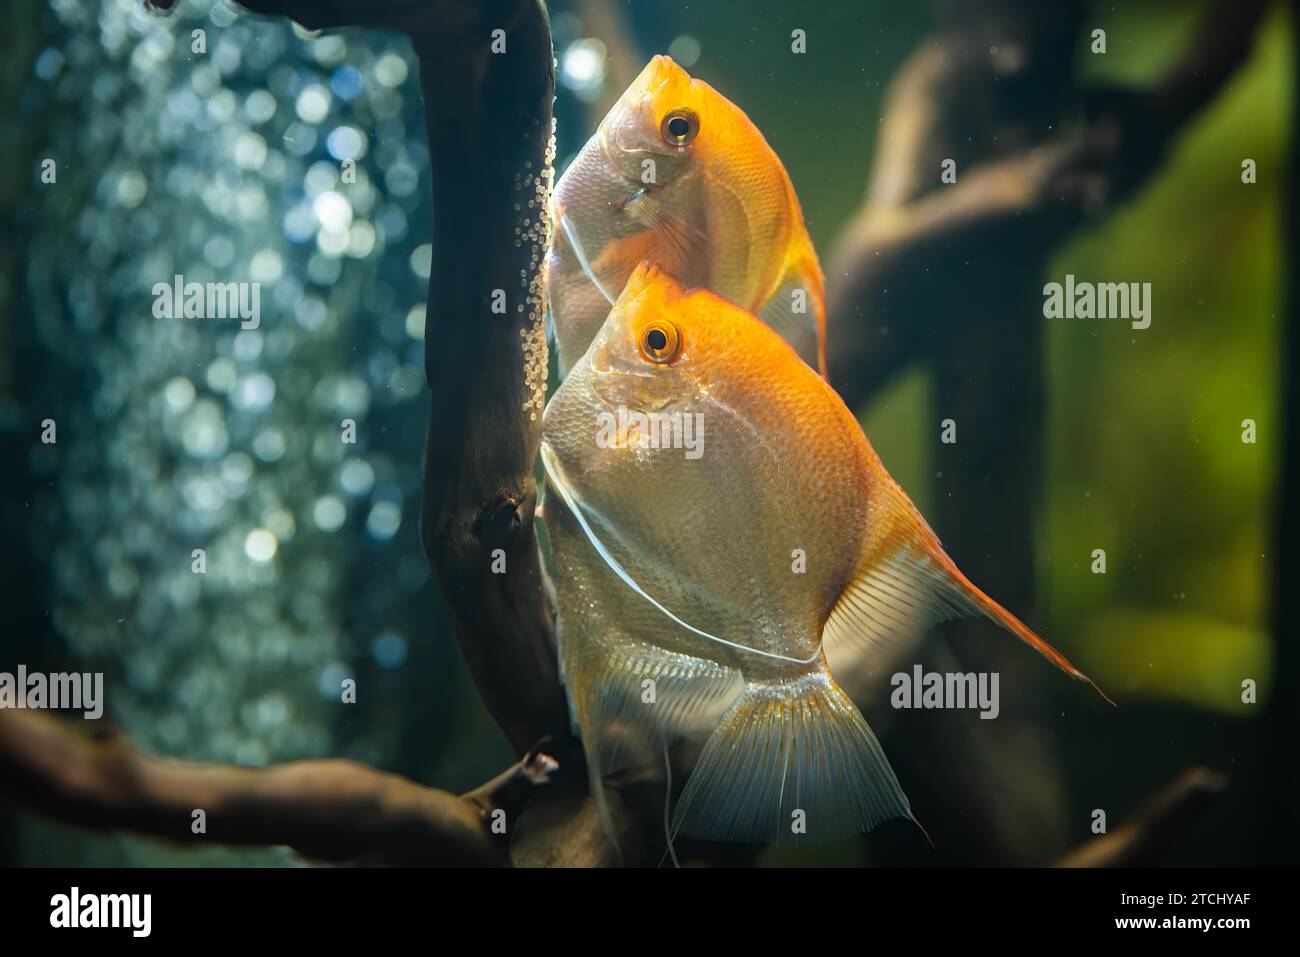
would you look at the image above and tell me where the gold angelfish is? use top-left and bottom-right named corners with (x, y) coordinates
top-left (546, 55), bottom-right (826, 379)
top-left (540, 264), bottom-right (1108, 847)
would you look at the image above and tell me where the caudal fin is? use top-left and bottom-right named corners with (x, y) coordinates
top-left (823, 476), bottom-right (1114, 705)
top-left (671, 660), bottom-right (913, 846)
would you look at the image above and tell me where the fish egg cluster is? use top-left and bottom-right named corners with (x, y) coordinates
top-left (519, 121), bottom-right (557, 420)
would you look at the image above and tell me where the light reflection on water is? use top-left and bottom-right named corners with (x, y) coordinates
top-left (24, 1), bottom-right (434, 862)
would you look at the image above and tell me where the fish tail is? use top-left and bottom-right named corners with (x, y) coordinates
top-left (671, 656), bottom-right (912, 847)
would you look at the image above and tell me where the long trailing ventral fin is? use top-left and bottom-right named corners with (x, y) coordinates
top-left (557, 211), bottom-right (615, 306)
top-left (822, 476), bottom-right (1115, 707)
top-left (564, 640), bottom-right (740, 862)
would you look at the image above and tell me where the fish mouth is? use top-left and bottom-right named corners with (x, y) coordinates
top-left (645, 55), bottom-right (684, 92)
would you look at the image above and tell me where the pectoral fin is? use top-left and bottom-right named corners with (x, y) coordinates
top-left (635, 193), bottom-right (709, 270)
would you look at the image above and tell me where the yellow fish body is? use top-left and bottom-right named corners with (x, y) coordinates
top-left (546, 55), bottom-right (826, 379)
top-left (541, 263), bottom-right (1106, 847)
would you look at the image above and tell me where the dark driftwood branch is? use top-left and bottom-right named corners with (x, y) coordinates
top-left (240, 0), bottom-right (569, 763)
top-left (827, 0), bottom-right (1269, 406)
top-left (1054, 768), bottom-right (1228, 868)
top-left (414, 0), bottom-right (569, 757)
top-left (237, 0), bottom-right (621, 860)
top-left (234, 0), bottom-right (484, 34)
top-left (0, 710), bottom-right (554, 866)
top-left (406, 0), bottom-right (650, 862)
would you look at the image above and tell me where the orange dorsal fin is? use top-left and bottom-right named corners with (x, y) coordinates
top-left (757, 231), bottom-right (828, 379)
top-left (824, 475), bottom-right (1113, 705)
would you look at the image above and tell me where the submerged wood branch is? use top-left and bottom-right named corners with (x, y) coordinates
top-left (1055, 767), bottom-right (1228, 868)
top-left (413, 0), bottom-right (570, 757)
top-left (237, 0), bottom-right (568, 759)
top-left (824, 0), bottom-right (1260, 863)
top-left (0, 709), bottom-right (555, 866)
top-left (826, 0), bottom-right (1269, 407)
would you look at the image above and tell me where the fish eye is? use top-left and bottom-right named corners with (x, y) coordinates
top-left (638, 320), bottom-right (681, 363)
top-left (660, 109), bottom-right (699, 147)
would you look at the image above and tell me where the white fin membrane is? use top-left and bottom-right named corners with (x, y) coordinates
top-left (822, 545), bottom-right (975, 675)
top-left (671, 660), bottom-right (912, 847)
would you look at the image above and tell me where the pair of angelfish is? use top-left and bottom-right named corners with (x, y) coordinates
top-left (540, 56), bottom-right (1108, 850)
